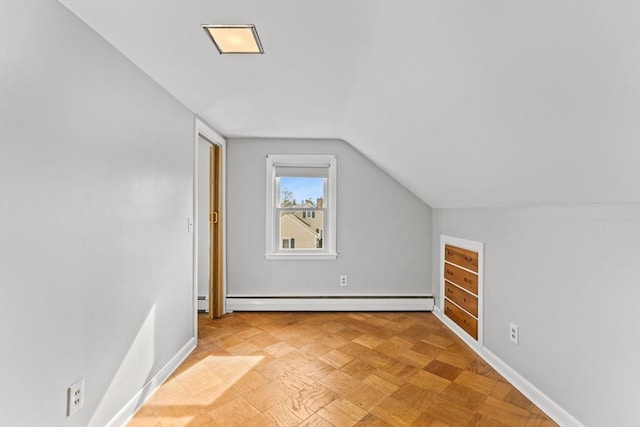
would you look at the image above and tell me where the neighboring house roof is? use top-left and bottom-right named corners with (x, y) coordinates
top-left (281, 213), bottom-right (318, 237)
top-left (291, 202), bottom-right (316, 209)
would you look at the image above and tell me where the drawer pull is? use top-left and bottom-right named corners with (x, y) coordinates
top-left (464, 256), bottom-right (473, 262)
top-left (446, 288), bottom-right (453, 294)
top-left (464, 277), bottom-right (472, 283)
top-left (446, 269), bottom-right (453, 275)
top-left (447, 251), bottom-right (453, 255)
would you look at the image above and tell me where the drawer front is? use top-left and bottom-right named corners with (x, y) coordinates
top-left (445, 245), bottom-right (478, 273)
top-left (445, 299), bottom-right (478, 339)
top-left (445, 281), bottom-right (478, 317)
top-left (444, 263), bottom-right (478, 294)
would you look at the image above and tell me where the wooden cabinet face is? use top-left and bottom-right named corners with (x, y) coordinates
top-left (445, 281), bottom-right (478, 317)
top-left (444, 263), bottom-right (478, 294)
top-left (444, 299), bottom-right (478, 339)
top-left (445, 244), bottom-right (478, 272)
top-left (443, 243), bottom-right (480, 341)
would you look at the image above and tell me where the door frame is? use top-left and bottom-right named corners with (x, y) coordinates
top-left (193, 118), bottom-right (226, 339)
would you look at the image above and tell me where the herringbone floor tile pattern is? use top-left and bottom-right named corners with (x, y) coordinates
top-left (128, 312), bottom-right (557, 426)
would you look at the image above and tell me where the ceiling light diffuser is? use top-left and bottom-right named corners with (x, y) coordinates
top-left (203, 24), bottom-right (264, 54)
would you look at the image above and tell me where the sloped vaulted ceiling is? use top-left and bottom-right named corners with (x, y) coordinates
top-left (60, 0), bottom-right (640, 208)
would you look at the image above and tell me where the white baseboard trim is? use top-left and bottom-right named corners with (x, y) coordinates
top-left (106, 337), bottom-right (197, 427)
top-left (480, 348), bottom-right (585, 427)
top-left (226, 296), bottom-right (434, 312)
top-left (432, 306), bottom-right (585, 427)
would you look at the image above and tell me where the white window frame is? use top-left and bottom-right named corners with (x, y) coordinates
top-left (266, 154), bottom-right (337, 260)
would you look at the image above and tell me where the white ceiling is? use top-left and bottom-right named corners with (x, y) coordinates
top-left (60, 0), bottom-right (639, 208)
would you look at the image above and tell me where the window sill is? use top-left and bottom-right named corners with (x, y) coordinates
top-left (265, 252), bottom-right (337, 261)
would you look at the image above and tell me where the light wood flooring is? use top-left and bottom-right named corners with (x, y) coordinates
top-left (128, 312), bottom-right (557, 426)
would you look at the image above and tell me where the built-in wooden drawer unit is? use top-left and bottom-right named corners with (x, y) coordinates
top-left (445, 244), bottom-right (478, 273)
top-left (443, 242), bottom-right (481, 342)
top-left (444, 281), bottom-right (478, 317)
top-left (444, 263), bottom-right (478, 294)
top-left (444, 299), bottom-right (478, 340)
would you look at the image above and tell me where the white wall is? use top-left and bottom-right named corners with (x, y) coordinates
top-left (0, 1), bottom-right (195, 425)
top-left (226, 138), bottom-right (432, 297)
top-left (432, 203), bottom-right (640, 427)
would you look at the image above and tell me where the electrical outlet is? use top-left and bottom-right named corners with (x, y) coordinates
top-left (340, 275), bottom-right (348, 286)
top-left (509, 323), bottom-right (519, 345)
top-left (67, 379), bottom-right (84, 416)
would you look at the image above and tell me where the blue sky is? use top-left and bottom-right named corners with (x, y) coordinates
top-left (280, 177), bottom-right (323, 204)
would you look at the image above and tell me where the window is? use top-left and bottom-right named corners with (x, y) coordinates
top-left (266, 154), bottom-right (337, 260)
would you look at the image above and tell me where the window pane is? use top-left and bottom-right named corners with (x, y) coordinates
top-left (279, 176), bottom-right (325, 208)
top-left (280, 210), bottom-right (324, 249)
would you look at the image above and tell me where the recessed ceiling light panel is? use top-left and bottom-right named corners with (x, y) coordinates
top-left (203, 24), bottom-right (264, 54)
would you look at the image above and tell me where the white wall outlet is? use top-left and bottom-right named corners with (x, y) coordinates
top-left (67, 379), bottom-right (84, 416)
top-left (340, 275), bottom-right (348, 286)
top-left (510, 323), bottom-right (519, 345)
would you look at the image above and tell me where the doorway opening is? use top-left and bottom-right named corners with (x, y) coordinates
top-left (197, 136), bottom-right (223, 318)
top-left (195, 120), bottom-right (225, 325)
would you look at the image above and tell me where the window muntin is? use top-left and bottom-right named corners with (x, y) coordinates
top-left (266, 155), bottom-right (337, 260)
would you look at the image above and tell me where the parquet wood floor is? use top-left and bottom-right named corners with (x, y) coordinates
top-left (128, 312), bottom-right (557, 426)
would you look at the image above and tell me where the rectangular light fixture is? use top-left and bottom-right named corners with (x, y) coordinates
top-left (203, 24), bottom-right (264, 54)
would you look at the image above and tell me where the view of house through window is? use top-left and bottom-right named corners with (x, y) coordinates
top-left (278, 176), bottom-right (325, 250)
top-left (266, 154), bottom-right (336, 259)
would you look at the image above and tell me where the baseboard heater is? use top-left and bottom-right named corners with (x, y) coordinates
top-left (197, 295), bottom-right (209, 312)
top-left (226, 295), bottom-right (434, 312)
